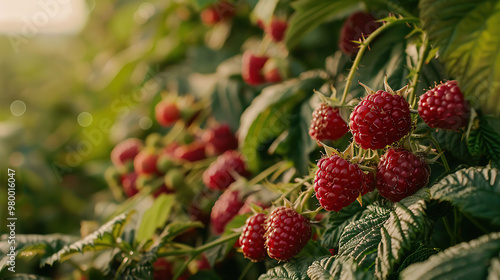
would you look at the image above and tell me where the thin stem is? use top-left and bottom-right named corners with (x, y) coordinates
top-left (173, 255), bottom-right (196, 280)
top-left (238, 261), bottom-right (254, 280)
top-left (429, 136), bottom-right (450, 172)
top-left (248, 161), bottom-right (291, 186)
top-left (442, 217), bottom-right (455, 246)
top-left (339, 17), bottom-right (420, 105)
top-left (158, 232), bottom-right (241, 257)
top-left (409, 36), bottom-right (430, 108)
top-left (453, 208), bottom-right (461, 243)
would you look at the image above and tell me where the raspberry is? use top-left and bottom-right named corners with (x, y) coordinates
top-left (314, 155), bottom-right (366, 212)
top-left (111, 138), bottom-right (142, 168)
top-left (210, 189), bottom-right (244, 235)
top-left (153, 258), bottom-right (173, 280)
top-left (155, 100), bottom-right (181, 127)
top-left (376, 148), bottom-right (430, 202)
top-left (264, 67), bottom-right (282, 83)
top-left (121, 172), bottom-right (139, 197)
top-left (200, 1), bottom-right (234, 25)
top-left (242, 51), bottom-right (269, 86)
top-left (266, 18), bottom-right (288, 42)
top-left (309, 103), bottom-right (349, 142)
top-left (362, 170), bottom-right (376, 196)
top-left (203, 150), bottom-right (249, 190)
top-left (174, 141), bottom-right (206, 162)
top-left (339, 12), bottom-right (380, 56)
top-left (350, 90), bottom-right (411, 150)
top-left (239, 213), bottom-right (267, 262)
top-left (202, 123), bottom-right (238, 156)
top-left (134, 150), bottom-right (159, 175)
top-left (418, 80), bottom-right (470, 130)
top-left (265, 207), bottom-right (311, 261)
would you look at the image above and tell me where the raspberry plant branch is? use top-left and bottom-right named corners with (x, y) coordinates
top-left (339, 17), bottom-right (420, 105)
top-left (408, 35), bottom-right (430, 108)
top-left (429, 135), bottom-right (451, 172)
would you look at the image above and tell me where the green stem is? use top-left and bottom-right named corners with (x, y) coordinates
top-left (173, 255), bottom-right (196, 280)
top-left (442, 217), bottom-right (455, 246)
top-left (429, 136), bottom-right (450, 172)
top-left (339, 17), bottom-right (420, 105)
top-left (248, 161), bottom-right (291, 186)
top-left (454, 208), bottom-right (461, 243)
top-left (158, 232), bottom-right (240, 257)
top-left (238, 261), bottom-right (254, 280)
top-left (409, 36), bottom-right (430, 108)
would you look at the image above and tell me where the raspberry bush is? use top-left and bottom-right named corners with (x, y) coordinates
top-left (3, 0), bottom-right (500, 280)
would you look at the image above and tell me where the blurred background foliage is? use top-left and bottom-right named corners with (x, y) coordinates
top-left (0, 0), bottom-right (340, 237)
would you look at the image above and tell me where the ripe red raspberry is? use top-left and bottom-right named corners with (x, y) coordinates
top-left (153, 258), bottom-right (173, 280)
top-left (242, 51), bottom-right (269, 86)
top-left (239, 213), bottom-right (267, 262)
top-left (350, 90), bottom-right (411, 150)
top-left (314, 155), bottom-right (366, 212)
top-left (361, 170), bottom-right (376, 195)
top-left (376, 148), bottom-right (430, 202)
top-left (200, 1), bottom-right (234, 25)
top-left (264, 67), bottom-right (282, 83)
top-left (210, 189), bottom-right (244, 235)
top-left (266, 18), bottom-right (288, 42)
top-left (202, 123), bottom-right (238, 156)
top-left (173, 141), bottom-right (206, 162)
top-left (203, 150), bottom-right (249, 190)
top-left (418, 80), bottom-right (470, 130)
top-left (121, 172), bottom-right (139, 197)
top-left (134, 150), bottom-right (159, 175)
top-left (111, 138), bottom-right (142, 168)
top-left (339, 12), bottom-right (380, 56)
top-left (309, 103), bottom-right (349, 142)
top-left (265, 207), bottom-right (311, 261)
top-left (155, 100), bottom-right (181, 127)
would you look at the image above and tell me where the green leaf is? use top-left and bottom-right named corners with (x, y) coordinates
top-left (400, 232), bottom-right (500, 280)
top-left (335, 189), bottom-right (432, 277)
top-left (0, 234), bottom-right (77, 273)
top-left (375, 189), bottom-right (433, 279)
top-left (307, 256), bottom-right (372, 280)
top-left (41, 211), bottom-right (135, 266)
top-left (159, 221), bottom-right (204, 243)
top-left (259, 257), bottom-right (323, 280)
top-left (430, 166), bottom-right (500, 226)
top-left (321, 194), bottom-right (375, 250)
top-left (272, 96), bottom-right (318, 174)
top-left (419, 0), bottom-right (500, 116)
top-left (467, 116), bottom-right (500, 162)
top-left (204, 216), bottom-right (246, 267)
top-left (397, 244), bottom-right (440, 273)
top-left (239, 76), bottom-right (324, 173)
top-left (337, 206), bottom-right (391, 268)
top-left (136, 194), bottom-right (175, 243)
top-left (210, 77), bottom-right (255, 131)
top-left (431, 129), bottom-right (480, 165)
top-left (286, 0), bottom-right (364, 48)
